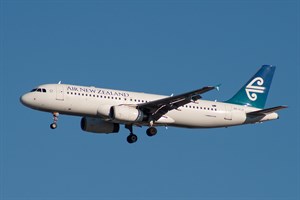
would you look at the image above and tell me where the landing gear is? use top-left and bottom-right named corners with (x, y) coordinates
top-left (127, 134), bottom-right (138, 144)
top-left (50, 123), bottom-right (57, 129)
top-left (125, 124), bottom-right (138, 144)
top-left (124, 125), bottom-right (158, 143)
top-left (50, 112), bottom-right (59, 130)
top-left (146, 127), bottom-right (157, 137)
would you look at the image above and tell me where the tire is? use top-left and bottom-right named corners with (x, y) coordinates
top-left (146, 127), bottom-right (157, 137)
top-left (50, 123), bottom-right (57, 129)
top-left (127, 134), bottom-right (138, 143)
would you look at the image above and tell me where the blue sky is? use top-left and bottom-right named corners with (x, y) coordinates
top-left (1, 0), bottom-right (299, 199)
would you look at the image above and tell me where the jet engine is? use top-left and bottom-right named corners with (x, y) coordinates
top-left (110, 105), bottom-right (145, 122)
top-left (81, 117), bottom-right (119, 134)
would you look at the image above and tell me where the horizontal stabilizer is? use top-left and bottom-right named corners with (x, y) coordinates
top-left (246, 106), bottom-right (288, 116)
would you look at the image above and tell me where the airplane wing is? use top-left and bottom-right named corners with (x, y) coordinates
top-left (246, 105), bottom-right (288, 117)
top-left (137, 86), bottom-right (216, 122)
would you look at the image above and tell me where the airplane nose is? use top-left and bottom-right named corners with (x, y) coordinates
top-left (20, 93), bottom-right (30, 106)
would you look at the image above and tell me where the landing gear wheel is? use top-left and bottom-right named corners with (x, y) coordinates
top-left (146, 127), bottom-right (157, 137)
top-left (50, 112), bottom-right (59, 129)
top-left (127, 134), bottom-right (138, 144)
top-left (50, 123), bottom-right (57, 129)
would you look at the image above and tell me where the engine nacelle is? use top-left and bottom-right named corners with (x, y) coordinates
top-left (81, 117), bottom-right (119, 134)
top-left (110, 105), bottom-right (144, 122)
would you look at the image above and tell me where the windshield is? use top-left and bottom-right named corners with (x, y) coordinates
top-left (30, 88), bottom-right (47, 93)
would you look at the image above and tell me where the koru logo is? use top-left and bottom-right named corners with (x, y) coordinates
top-left (245, 77), bottom-right (265, 101)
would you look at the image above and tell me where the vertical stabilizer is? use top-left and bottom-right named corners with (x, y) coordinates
top-left (225, 65), bottom-right (276, 109)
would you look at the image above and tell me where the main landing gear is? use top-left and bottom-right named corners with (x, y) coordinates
top-left (50, 112), bottom-right (59, 129)
top-left (125, 124), bottom-right (158, 144)
top-left (125, 124), bottom-right (138, 144)
top-left (146, 127), bottom-right (157, 137)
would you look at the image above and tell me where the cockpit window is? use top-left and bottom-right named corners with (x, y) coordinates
top-left (30, 88), bottom-right (47, 93)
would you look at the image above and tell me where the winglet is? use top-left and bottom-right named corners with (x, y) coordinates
top-left (215, 84), bottom-right (221, 91)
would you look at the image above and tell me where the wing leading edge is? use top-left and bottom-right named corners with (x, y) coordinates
top-left (137, 86), bottom-right (217, 122)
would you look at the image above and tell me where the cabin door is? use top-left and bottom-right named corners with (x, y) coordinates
top-left (56, 85), bottom-right (64, 100)
top-left (224, 105), bottom-right (232, 120)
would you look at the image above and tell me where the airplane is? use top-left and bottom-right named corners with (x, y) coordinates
top-left (20, 65), bottom-right (287, 143)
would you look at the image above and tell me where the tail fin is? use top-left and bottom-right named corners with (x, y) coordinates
top-left (225, 65), bottom-right (276, 109)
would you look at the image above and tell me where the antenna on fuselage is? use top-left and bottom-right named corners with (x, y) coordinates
top-left (58, 81), bottom-right (62, 84)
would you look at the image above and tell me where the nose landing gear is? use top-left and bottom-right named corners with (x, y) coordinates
top-left (50, 112), bottom-right (59, 129)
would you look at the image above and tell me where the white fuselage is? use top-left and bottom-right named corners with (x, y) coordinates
top-left (20, 84), bottom-right (278, 128)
